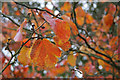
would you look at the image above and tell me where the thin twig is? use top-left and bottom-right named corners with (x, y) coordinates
top-left (77, 34), bottom-right (120, 70)
top-left (35, 21), bottom-right (47, 31)
top-left (13, 1), bottom-right (62, 20)
top-left (0, 12), bottom-right (20, 27)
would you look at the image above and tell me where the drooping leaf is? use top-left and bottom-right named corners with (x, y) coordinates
top-left (14, 18), bottom-right (27, 42)
top-left (42, 12), bottom-right (71, 45)
top-left (14, 28), bottom-right (23, 42)
top-left (54, 19), bottom-right (70, 42)
top-left (62, 15), bottom-right (78, 35)
top-left (18, 46), bottom-right (32, 66)
top-left (30, 39), bottom-right (62, 69)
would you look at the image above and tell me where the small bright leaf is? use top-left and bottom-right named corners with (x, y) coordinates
top-left (61, 2), bottom-right (71, 11)
top-left (15, 10), bottom-right (21, 16)
top-left (76, 17), bottom-right (84, 26)
top-left (18, 46), bottom-right (32, 66)
top-left (86, 13), bottom-right (94, 24)
top-left (103, 14), bottom-right (113, 28)
top-left (67, 52), bottom-right (76, 66)
top-left (30, 39), bottom-right (62, 69)
top-left (75, 6), bottom-right (85, 17)
top-left (75, 7), bottom-right (86, 26)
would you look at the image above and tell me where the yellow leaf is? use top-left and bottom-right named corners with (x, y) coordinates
top-left (67, 52), bottom-right (76, 66)
top-left (18, 46), bottom-right (32, 66)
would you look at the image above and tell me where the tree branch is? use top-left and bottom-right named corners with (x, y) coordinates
top-left (0, 12), bottom-right (20, 27)
top-left (71, 2), bottom-right (120, 70)
top-left (13, 1), bottom-right (62, 20)
top-left (77, 34), bottom-right (120, 70)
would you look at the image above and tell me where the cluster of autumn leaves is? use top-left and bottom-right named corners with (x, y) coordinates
top-left (17, 11), bottom-right (79, 70)
top-left (1, 1), bottom-right (120, 78)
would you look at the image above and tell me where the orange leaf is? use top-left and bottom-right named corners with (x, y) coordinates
top-left (15, 10), bottom-right (21, 16)
top-left (75, 6), bottom-right (85, 17)
top-left (53, 36), bottom-right (71, 51)
top-left (108, 3), bottom-right (116, 15)
top-left (60, 41), bottom-right (71, 51)
top-left (109, 36), bottom-right (118, 46)
top-left (86, 13), bottom-right (94, 24)
top-left (103, 14), bottom-right (113, 28)
top-left (30, 39), bottom-right (62, 69)
top-left (47, 66), bottom-right (69, 77)
top-left (61, 2), bottom-right (71, 11)
top-left (75, 7), bottom-right (85, 26)
top-left (54, 19), bottom-right (70, 42)
top-left (42, 12), bottom-right (71, 45)
top-left (84, 61), bottom-right (96, 75)
top-left (22, 39), bottom-right (32, 48)
top-left (76, 17), bottom-right (84, 26)
top-left (18, 46), bottom-right (32, 66)
top-left (62, 15), bottom-right (78, 35)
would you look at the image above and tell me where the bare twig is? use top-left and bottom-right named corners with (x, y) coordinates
top-left (13, 1), bottom-right (62, 20)
top-left (0, 12), bottom-right (20, 27)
